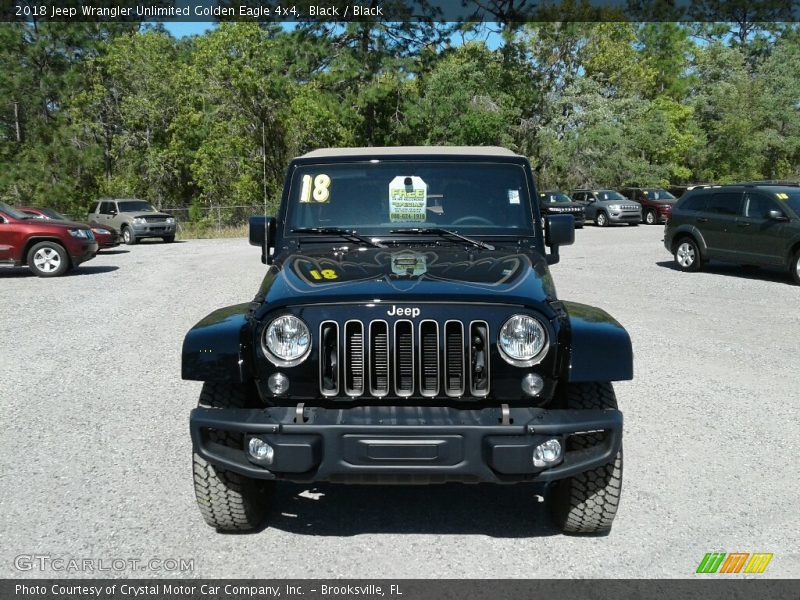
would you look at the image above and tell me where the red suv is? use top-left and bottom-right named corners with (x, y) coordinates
top-left (620, 187), bottom-right (678, 225)
top-left (17, 206), bottom-right (120, 250)
top-left (0, 201), bottom-right (98, 277)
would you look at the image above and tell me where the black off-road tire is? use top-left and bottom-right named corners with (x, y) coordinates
top-left (193, 382), bottom-right (274, 531)
top-left (548, 382), bottom-right (623, 535)
top-left (27, 241), bottom-right (70, 277)
top-left (122, 226), bottom-right (137, 245)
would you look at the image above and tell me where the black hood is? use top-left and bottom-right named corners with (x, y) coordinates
top-left (256, 246), bottom-right (557, 311)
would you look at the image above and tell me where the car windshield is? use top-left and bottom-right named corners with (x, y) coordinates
top-left (541, 192), bottom-right (572, 204)
top-left (286, 161), bottom-right (535, 237)
top-left (118, 201), bottom-right (155, 212)
top-left (597, 191), bottom-right (626, 201)
top-left (40, 208), bottom-right (69, 220)
top-left (0, 201), bottom-right (31, 220)
top-left (777, 191), bottom-right (800, 216)
top-left (644, 189), bottom-right (676, 201)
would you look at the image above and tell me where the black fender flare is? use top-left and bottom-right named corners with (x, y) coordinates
top-left (563, 301), bottom-right (633, 382)
top-left (182, 303), bottom-right (253, 383)
top-left (669, 224), bottom-right (708, 258)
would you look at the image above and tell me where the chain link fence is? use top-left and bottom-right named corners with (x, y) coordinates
top-left (161, 205), bottom-right (266, 234)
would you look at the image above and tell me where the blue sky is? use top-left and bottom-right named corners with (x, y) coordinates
top-left (164, 22), bottom-right (215, 37)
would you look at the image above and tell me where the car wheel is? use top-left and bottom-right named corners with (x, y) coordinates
top-left (674, 237), bottom-right (702, 272)
top-left (27, 241), bottom-right (70, 277)
top-left (645, 210), bottom-right (657, 225)
top-left (790, 249), bottom-right (800, 285)
top-left (595, 212), bottom-right (608, 227)
top-left (548, 382), bottom-right (623, 535)
top-left (193, 382), bottom-right (274, 531)
top-left (122, 226), bottom-right (137, 245)
top-left (163, 235), bottom-right (175, 243)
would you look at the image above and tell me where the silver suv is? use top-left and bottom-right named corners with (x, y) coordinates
top-left (571, 189), bottom-right (642, 227)
top-left (88, 199), bottom-right (176, 245)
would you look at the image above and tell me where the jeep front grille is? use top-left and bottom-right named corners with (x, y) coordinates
top-left (320, 319), bottom-right (489, 399)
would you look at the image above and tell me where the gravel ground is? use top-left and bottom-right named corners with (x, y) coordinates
top-left (1, 226), bottom-right (798, 579)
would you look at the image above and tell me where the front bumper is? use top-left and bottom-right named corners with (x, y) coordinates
top-left (608, 212), bottom-right (641, 223)
top-left (132, 223), bottom-right (175, 237)
top-left (190, 405), bottom-right (622, 484)
top-left (68, 241), bottom-right (99, 265)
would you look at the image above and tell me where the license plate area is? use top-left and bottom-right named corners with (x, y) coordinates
top-left (342, 435), bottom-right (463, 466)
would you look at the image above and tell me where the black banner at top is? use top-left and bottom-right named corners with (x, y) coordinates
top-left (2, 0), bottom-right (800, 22)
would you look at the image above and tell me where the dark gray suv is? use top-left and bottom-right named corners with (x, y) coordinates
top-left (664, 184), bottom-right (800, 284)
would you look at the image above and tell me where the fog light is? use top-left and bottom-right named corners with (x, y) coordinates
top-left (268, 372), bottom-right (289, 395)
top-left (521, 373), bottom-right (544, 396)
top-left (533, 438), bottom-right (562, 467)
top-left (248, 437), bottom-right (274, 464)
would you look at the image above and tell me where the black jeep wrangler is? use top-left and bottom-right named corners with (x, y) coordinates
top-left (183, 147), bottom-right (633, 534)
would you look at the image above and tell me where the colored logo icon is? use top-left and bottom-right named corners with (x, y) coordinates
top-left (696, 552), bottom-right (773, 574)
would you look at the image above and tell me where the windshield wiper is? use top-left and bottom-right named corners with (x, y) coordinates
top-left (389, 228), bottom-right (495, 250)
top-left (291, 227), bottom-right (385, 248)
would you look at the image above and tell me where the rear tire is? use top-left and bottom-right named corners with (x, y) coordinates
top-left (122, 226), bottom-right (137, 245)
top-left (790, 250), bottom-right (800, 285)
top-left (674, 236), bottom-right (702, 272)
top-left (193, 382), bottom-right (274, 531)
top-left (595, 212), bottom-right (608, 227)
top-left (27, 241), bottom-right (70, 277)
top-left (548, 382), bottom-right (623, 535)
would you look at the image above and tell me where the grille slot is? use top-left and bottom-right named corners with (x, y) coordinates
top-left (419, 320), bottom-right (439, 397)
top-left (319, 321), bottom-right (339, 396)
top-left (469, 321), bottom-right (490, 397)
top-left (394, 320), bottom-right (414, 397)
top-left (444, 321), bottom-right (465, 396)
top-left (344, 320), bottom-right (364, 396)
top-left (369, 321), bottom-right (390, 397)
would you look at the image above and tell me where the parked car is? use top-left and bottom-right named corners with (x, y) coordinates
top-left (571, 189), bottom-right (641, 226)
top-left (664, 184), bottom-right (800, 284)
top-left (184, 146), bottom-right (633, 535)
top-left (17, 207), bottom-right (120, 250)
top-left (88, 198), bottom-right (176, 245)
top-left (619, 187), bottom-right (678, 225)
top-left (0, 201), bottom-right (98, 277)
top-left (539, 191), bottom-right (585, 228)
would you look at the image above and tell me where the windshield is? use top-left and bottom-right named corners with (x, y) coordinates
top-left (39, 207), bottom-right (69, 220)
top-left (0, 201), bottom-right (31, 220)
top-left (644, 189), bottom-right (676, 201)
top-left (540, 192), bottom-right (572, 204)
top-left (777, 191), bottom-right (800, 216)
top-left (597, 191), bottom-right (626, 201)
top-left (286, 161), bottom-right (534, 236)
top-left (118, 201), bottom-right (155, 212)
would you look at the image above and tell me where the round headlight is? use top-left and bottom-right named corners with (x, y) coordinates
top-left (498, 315), bottom-right (548, 366)
top-left (262, 315), bottom-right (311, 366)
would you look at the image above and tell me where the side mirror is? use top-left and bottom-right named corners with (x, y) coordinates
top-left (109, 210), bottom-right (117, 216)
top-left (544, 214), bottom-right (575, 265)
top-left (249, 215), bottom-right (276, 264)
top-left (767, 209), bottom-right (788, 221)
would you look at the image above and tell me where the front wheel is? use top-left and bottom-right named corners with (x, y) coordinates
top-left (122, 226), bottom-right (137, 245)
top-left (27, 241), bottom-right (69, 277)
top-left (193, 382), bottom-right (274, 531)
top-left (163, 235), bottom-right (175, 243)
top-left (674, 237), bottom-right (702, 272)
top-left (548, 382), bottom-right (623, 535)
top-left (645, 209), bottom-right (657, 225)
top-left (595, 212), bottom-right (608, 227)
top-left (790, 249), bottom-right (800, 285)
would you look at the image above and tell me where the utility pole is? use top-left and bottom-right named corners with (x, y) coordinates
top-left (262, 120), bottom-right (267, 216)
top-left (13, 101), bottom-right (21, 142)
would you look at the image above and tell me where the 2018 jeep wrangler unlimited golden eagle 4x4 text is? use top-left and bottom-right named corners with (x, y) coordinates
top-left (183, 147), bottom-right (633, 534)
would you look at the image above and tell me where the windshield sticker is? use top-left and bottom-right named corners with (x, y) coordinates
top-left (508, 190), bottom-right (520, 205)
top-left (299, 173), bottom-right (331, 203)
top-left (776, 192), bottom-right (789, 200)
top-left (391, 252), bottom-right (427, 276)
top-left (389, 176), bottom-right (427, 222)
